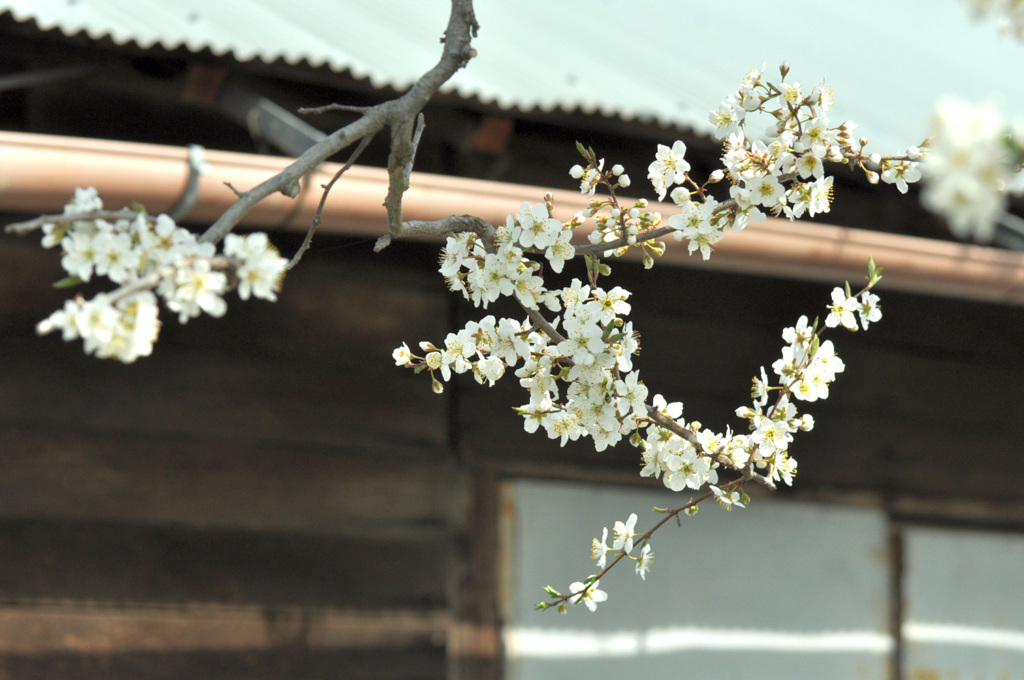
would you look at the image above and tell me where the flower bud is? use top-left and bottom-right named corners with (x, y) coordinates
top-left (611, 164), bottom-right (624, 176)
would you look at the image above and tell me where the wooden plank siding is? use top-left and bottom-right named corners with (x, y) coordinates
top-left (2, 225), bottom-right (1024, 679)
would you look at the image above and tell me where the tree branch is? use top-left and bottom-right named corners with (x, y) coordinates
top-left (374, 214), bottom-right (494, 252)
top-left (198, 0), bottom-right (478, 247)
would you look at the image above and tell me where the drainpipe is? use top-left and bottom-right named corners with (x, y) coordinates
top-left (2, 130), bottom-right (1023, 304)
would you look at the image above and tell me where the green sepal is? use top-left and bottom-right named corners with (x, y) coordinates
top-left (52, 275), bottom-right (82, 289)
top-left (866, 257), bottom-right (884, 287)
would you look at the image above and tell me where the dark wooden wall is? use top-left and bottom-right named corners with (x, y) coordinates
top-left (2, 218), bottom-right (1024, 679)
top-left (0, 232), bottom-right (464, 679)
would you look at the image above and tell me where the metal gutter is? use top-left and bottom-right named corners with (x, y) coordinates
top-left (2, 131), bottom-right (1023, 305)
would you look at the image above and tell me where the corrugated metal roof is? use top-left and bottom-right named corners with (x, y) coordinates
top-left (3, 1), bottom-right (1024, 152)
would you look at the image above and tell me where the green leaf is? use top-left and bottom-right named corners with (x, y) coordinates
top-left (543, 585), bottom-right (561, 598)
top-left (130, 201), bottom-right (147, 214)
top-left (52, 275), bottom-right (82, 289)
top-left (575, 141), bottom-right (587, 158)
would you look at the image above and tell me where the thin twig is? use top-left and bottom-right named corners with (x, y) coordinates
top-left (406, 113), bottom-right (426, 185)
top-left (521, 305), bottom-right (567, 345)
top-left (4, 209), bottom-right (142, 235)
top-left (646, 407), bottom-right (700, 447)
top-left (92, 256), bottom-right (233, 309)
top-left (298, 103), bottom-right (371, 116)
top-left (287, 132), bottom-right (375, 270)
top-left (543, 490), bottom-right (714, 610)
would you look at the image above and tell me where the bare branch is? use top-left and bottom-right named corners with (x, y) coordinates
top-left (199, 114), bottom-right (386, 245)
top-left (198, 0), bottom-right (478, 247)
top-left (374, 214), bottom-right (494, 252)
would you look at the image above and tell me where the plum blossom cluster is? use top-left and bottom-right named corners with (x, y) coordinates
top-left (393, 69), bottom-right (898, 613)
top-left (435, 200), bottom-right (575, 309)
top-left (394, 273), bottom-right (644, 454)
top-left (920, 99), bottom-right (1024, 243)
top-left (34, 187), bottom-right (287, 362)
top-left (707, 66), bottom-right (922, 223)
top-left (537, 272), bottom-right (883, 613)
top-left (965, 0), bottom-right (1024, 39)
top-left (565, 68), bottom-right (923, 269)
